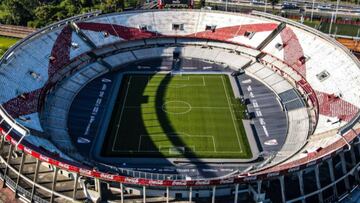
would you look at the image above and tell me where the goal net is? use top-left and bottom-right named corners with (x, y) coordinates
top-left (169, 146), bottom-right (185, 155)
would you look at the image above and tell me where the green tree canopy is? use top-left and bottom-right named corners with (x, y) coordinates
top-left (2, 0), bottom-right (39, 25)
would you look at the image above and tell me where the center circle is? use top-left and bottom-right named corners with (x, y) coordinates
top-left (162, 101), bottom-right (192, 115)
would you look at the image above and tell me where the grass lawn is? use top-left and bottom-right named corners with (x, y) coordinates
top-left (0, 36), bottom-right (19, 56)
top-left (320, 22), bottom-right (360, 36)
top-left (300, 19), bottom-right (360, 36)
top-left (301, 20), bottom-right (321, 29)
top-left (102, 73), bottom-right (252, 159)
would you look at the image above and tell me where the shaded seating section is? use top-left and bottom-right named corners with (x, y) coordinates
top-left (133, 47), bottom-right (175, 60)
top-left (278, 89), bottom-right (305, 111)
top-left (267, 107), bottom-right (309, 164)
top-left (180, 46), bottom-right (252, 70)
top-left (92, 40), bottom-right (146, 56)
top-left (42, 62), bottom-right (107, 154)
top-left (25, 134), bottom-right (74, 161)
top-left (69, 32), bottom-right (93, 60)
top-left (102, 51), bottom-right (137, 68)
top-left (0, 79), bottom-right (21, 105)
top-left (0, 29), bottom-right (61, 104)
top-left (2, 89), bottom-right (41, 118)
top-left (15, 112), bottom-right (43, 131)
top-left (177, 38), bottom-right (249, 56)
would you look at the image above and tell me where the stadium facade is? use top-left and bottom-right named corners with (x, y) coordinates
top-left (0, 9), bottom-right (359, 203)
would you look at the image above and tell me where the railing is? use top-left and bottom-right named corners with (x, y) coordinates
top-left (0, 105), bottom-right (29, 137)
top-left (338, 112), bottom-right (360, 135)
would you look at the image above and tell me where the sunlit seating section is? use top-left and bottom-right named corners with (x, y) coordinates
top-left (286, 25), bottom-right (360, 111)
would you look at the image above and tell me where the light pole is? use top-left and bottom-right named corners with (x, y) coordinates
top-left (329, 12), bottom-right (334, 34)
top-left (329, 0), bottom-right (340, 35)
top-left (336, 133), bottom-right (351, 151)
top-left (264, 0), bottom-right (267, 13)
top-left (334, 0), bottom-right (340, 21)
top-left (310, 0), bottom-right (315, 22)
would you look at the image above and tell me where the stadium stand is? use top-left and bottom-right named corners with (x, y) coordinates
top-left (42, 62), bottom-right (108, 154)
top-left (0, 10), bottom-right (358, 203)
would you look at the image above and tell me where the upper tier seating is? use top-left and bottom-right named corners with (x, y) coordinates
top-left (0, 30), bottom-right (61, 103)
top-left (263, 25), bottom-right (360, 124)
top-left (69, 32), bottom-right (92, 60)
top-left (78, 11), bottom-right (278, 49)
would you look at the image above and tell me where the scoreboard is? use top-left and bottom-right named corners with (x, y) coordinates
top-left (158, 0), bottom-right (193, 8)
top-left (163, 0), bottom-right (189, 5)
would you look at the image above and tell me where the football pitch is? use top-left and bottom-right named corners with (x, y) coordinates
top-left (102, 73), bottom-right (252, 159)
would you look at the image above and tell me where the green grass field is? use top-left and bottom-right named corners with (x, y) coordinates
top-left (102, 73), bottom-right (252, 159)
top-left (0, 36), bottom-right (19, 56)
top-left (300, 20), bottom-right (360, 36)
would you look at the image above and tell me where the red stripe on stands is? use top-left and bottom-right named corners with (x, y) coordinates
top-left (279, 27), bottom-right (358, 120)
top-left (48, 26), bottom-right (72, 77)
top-left (186, 23), bottom-right (278, 42)
top-left (280, 27), bottom-right (306, 76)
top-left (2, 89), bottom-right (42, 118)
top-left (77, 22), bottom-right (159, 40)
top-left (316, 91), bottom-right (359, 122)
top-left (2, 26), bottom-right (73, 118)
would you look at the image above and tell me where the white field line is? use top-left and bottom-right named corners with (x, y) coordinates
top-left (112, 75), bottom-right (243, 155)
top-left (151, 75), bottom-right (190, 80)
top-left (220, 75), bottom-right (243, 153)
top-left (140, 134), bottom-right (213, 138)
top-left (212, 136), bottom-right (217, 152)
top-left (112, 76), bottom-right (132, 151)
top-left (137, 135), bottom-right (142, 152)
top-left (144, 75), bottom-right (206, 88)
top-left (136, 135), bottom-right (217, 153)
top-left (114, 150), bottom-right (243, 153)
top-left (125, 106), bottom-right (229, 109)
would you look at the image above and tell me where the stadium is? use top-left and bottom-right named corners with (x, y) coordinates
top-left (0, 8), bottom-right (359, 203)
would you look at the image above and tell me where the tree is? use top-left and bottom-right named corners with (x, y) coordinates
top-left (2, 0), bottom-right (38, 25)
top-left (100, 0), bottom-right (124, 13)
top-left (269, 0), bottom-right (279, 10)
top-left (31, 4), bottom-right (58, 27)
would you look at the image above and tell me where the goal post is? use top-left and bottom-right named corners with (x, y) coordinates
top-left (169, 146), bottom-right (185, 155)
top-left (158, 146), bottom-right (195, 154)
